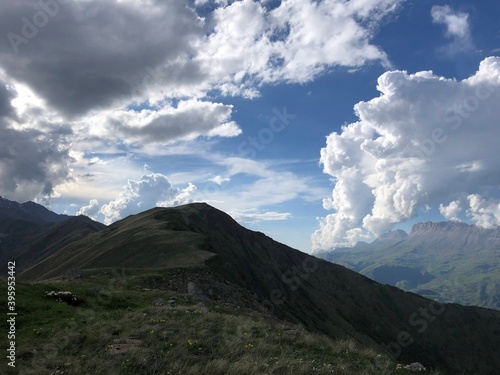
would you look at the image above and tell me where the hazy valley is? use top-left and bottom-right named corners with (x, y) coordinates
top-left (318, 221), bottom-right (500, 310)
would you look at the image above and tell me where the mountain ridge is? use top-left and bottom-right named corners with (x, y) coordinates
top-left (0, 196), bottom-right (70, 223)
top-left (0, 197), bottom-right (106, 276)
top-left (409, 220), bottom-right (500, 236)
top-left (16, 202), bottom-right (500, 374)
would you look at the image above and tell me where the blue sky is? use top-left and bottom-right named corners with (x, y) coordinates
top-left (0, 0), bottom-right (499, 252)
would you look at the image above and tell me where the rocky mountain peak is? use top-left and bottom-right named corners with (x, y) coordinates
top-left (409, 221), bottom-right (499, 235)
top-left (378, 229), bottom-right (408, 240)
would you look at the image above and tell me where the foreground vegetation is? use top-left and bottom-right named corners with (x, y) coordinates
top-left (1, 268), bottom-right (441, 374)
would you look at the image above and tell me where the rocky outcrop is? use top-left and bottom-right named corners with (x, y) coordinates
top-left (187, 281), bottom-right (211, 303)
top-left (396, 362), bottom-right (426, 372)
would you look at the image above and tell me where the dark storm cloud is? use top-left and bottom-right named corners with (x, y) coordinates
top-left (0, 78), bottom-right (72, 201)
top-left (0, 0), bottom-right (204, 117)
top-left (0, 123), bottom-right (72, 200)
top-left (0, 83), bottom-right (14, 118)
top-left (115, 101), bottom-right (238, 143)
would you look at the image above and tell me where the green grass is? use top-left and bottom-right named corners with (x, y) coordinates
top-left (18, 208), bottom-right (217, 281)
top-left (0, 269), bottom-right (440, 375)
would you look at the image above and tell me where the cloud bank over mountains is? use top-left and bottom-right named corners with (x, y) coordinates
top-left (312, 57), bottom-right (500, 250)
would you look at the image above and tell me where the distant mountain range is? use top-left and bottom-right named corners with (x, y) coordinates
top-left (317, 221), bottom-right (500, 310)
top-left (8, 201), bottom-right (500, 374)
top-left (0, 196), bottom-right (105, 275)
top-left (0, 196), bottom-right (70, 223)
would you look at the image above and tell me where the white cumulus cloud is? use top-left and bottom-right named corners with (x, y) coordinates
top-left (77, 199), bottom-right (100, 220)
top-left (312, 57), bottom-right (500, 250)
top-left (439, 200), bottom-right (462, 221)
top-left (96, 173), bottom-right (197, 224)
top-left (431, 5), bottom-right (470, 38)
top-left (467, 194), bottom-right (500, 229)
top-left (200, 0), bottom-right (402, 93)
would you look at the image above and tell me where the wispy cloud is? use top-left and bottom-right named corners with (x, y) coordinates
top-left (209, 175), bottom-right (230, 185)
top-left (431, 5), bottom-right (473, 56)
top-left (228, 209), bottom-right (292, 224)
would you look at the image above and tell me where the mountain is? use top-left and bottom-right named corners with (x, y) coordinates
top-left (19, 203), bottom-right (500, 374)
top-left (0, 196), bottom-right (70, 223)
top-left (6, 215), bottom-right (106, 273)
top-left (0, 196), bottom-right (106, 275)
top-left (319, 221), bottom-right (500, 309)
top-left (372, 229), bottom-right (408, 245)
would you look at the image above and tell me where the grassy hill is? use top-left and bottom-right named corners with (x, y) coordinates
top-left (13, 203), bottom-right (500, 374)
top-left (6, 216), bottom-right (105, 273)
top-left (19, 206), bottom-right (215, 280)
top-left (1, 268), bottom-right (439, 375)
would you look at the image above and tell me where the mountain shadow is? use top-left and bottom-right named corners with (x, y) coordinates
top-left (0, 196), bottom-right (105, 276)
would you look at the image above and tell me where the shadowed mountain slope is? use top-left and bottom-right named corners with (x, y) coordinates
top-left (19, 203), bottom-right (500, 374)
top-left (5, 216), bottom-right (106, 274)
top-left (0, 197), bottom-right (105, 275)
top-left (0, 196), bottom-right (70, 223)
